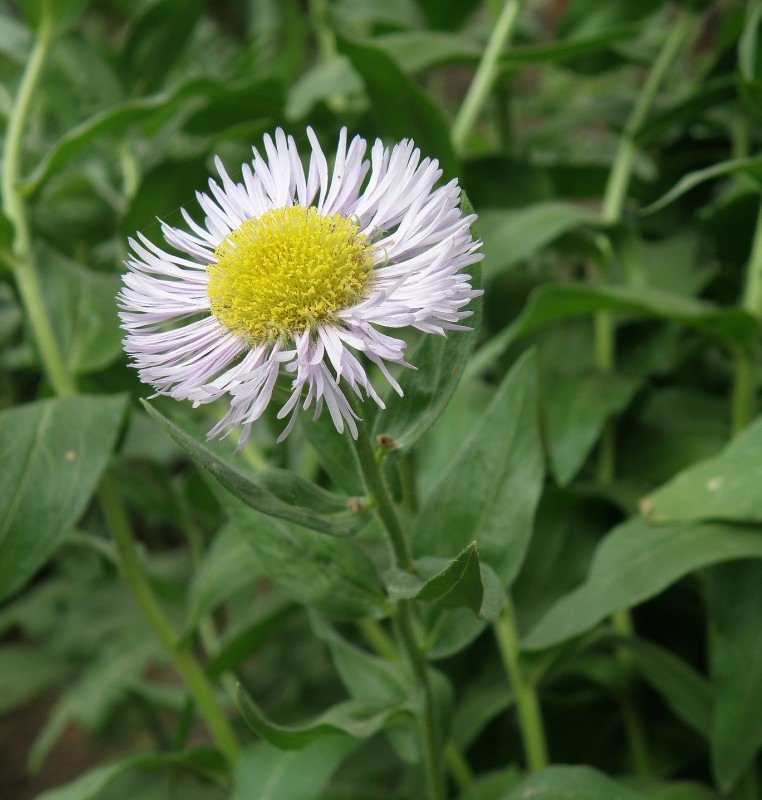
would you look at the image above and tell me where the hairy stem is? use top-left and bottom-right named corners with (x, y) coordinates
top-left (349, 404), bottom-right (445, 800)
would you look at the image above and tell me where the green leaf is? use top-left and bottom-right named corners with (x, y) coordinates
top-left (373, 30), bottom-right (483, 73)
top-left (384, 542), bottom-right (504, 620)
top-left (0, 394), bottom-right (126, 603)
top-left (631, 638), bottom-right (713, 739)
top-left (499, 25), bottom-right (642, 65)
top-left (0, 645), bottom-right (71, 714)
top-left (42, 249), bottom-right (123, 374)
top-left (301, 409), bottom-right (364, 496)
top-left (544, 368), bottom-right (641, 485)
top-left (219, 497), bottom-right (387, 621)
top-left (22, 76), bottom-right (283, 195)
top-left (310, 614), bottom-right (410, 704)
top-left (238, 686), bottom-right (414, 750)
top-left (524, 518), bottom-right (762, 650)
top-left (470, 284), bottom-right (759, 376)
top-left (142, 400), bottom-right (368, 537)
top-left (457, 767), bottom-right (523, 800)
top-left (373, 245), bottom-right (481, 454)
top-left (285, 55), bottom-right (365, 119)
top-left (18, 0), bottom-right (90, 32)
top-left (387, 542), bottom-right (483, 613)
top-left (120, 0), bottom-right (204, 94)
top-left (186, 524), bottom-right (264, 629)
top-left (337, 36), bottom-right (458, 180)
top-left (479, 202), bottom-right (599, 278)
top-left (642, 416), bottom-right (762, 523)
top-left (232, 737), bottom-right (356, 800)
top-left (0, 12), bottom-right (30, 64)
top-left (709, 561), bottom-right (762, 791)
top-left (641, 156), bottom-right (762, 215)
top-left (33, 749), bottom-right (227, 800)
top-left (414, 351), bottom-right (544, 588)
top-left (504, 765), bottom-right (648, 799)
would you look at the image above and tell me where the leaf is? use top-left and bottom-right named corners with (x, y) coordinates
top-left (457, 767), bottom-right (523, 800)
top-left (238, 686), bottom-right (413, 750)
top-left (709, 561), bottom-right (762, 791)
top-left (373, 234), bottom-right (482, 454)
top-left (504, 765), bottom-right (648, 799)
top-left (413, 351), bottom-right (544, 588)
top-left (285, 55), bottom-right (365, 120)
top-left (337, 36), bottom-right (458, 180)
top-left (642, 416), bottom-right (762, 524)
top-left (630, 638), bottom-right (713, 739)
top-left (42, 249), bottom-right (123, 374)
top-left (544, 369), bottom-right (641, 485)
top-left (186, 524), bottom-right (264, 629)
top-left (33, 749), bottom-right (227, 800)
top-left (0, 12), bottom-right (30, 64)
top-left (387, 542), bottom-right (482, 613)
top-left (499, 25), bottom-right (642, 65)
top-left (18, 0), bottom-right (90, 32)
top-left (22, 76), bottom-right (283, 195)
top-left (0, 646), bottom-right (71, 714)
top-left (232, 737), bottom-right (356, 800)
top-left (120, 0), bottom-right (204, 94)
top-left (373, 30), bottom-right (483, 73)
top-left (641, 156), bottom-right (762, 215)
top-left (142, 401), bottom-right (368, 537)
top-left (220, 497), bottom-right (387, 621)
top-left (524, 518), bottom-right (762, 650)
top-left (479, 203), bottom-right (599, 278)
top-left (0, 394), bottom-right (126, 603)
top-left (469, 284), bottom-right (759, 376)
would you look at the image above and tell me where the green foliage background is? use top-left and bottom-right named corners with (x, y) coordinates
top-left (1, 0), bottom-right (762, 798)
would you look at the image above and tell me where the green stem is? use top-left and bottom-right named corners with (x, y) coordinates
top-left (99, 475), bottom-right (239, 766)
top-left (308, 0), bottom-right (336, 60)
top-left (348, 403), bottom-right (444, 800)
top-left (349, 409), bottom-right (415, 572)
top-left (732, 350), bottom-right (755, 435)
top-left (2, 20), bottom-right (239, 767)
top-left (611, 610), bottom-right (652, 778)
top-left (494, 598), bottom-right (548, 772)
top-left (357, 618), bottom-right (399, 661)
top-left (451, 0), bottom-right (523, 154)
top-left (1, 14), bottom-right (74, 398)
top-left (445, 741), bottom-right (474, 791)
top-left (395, 600), bottom-right (446, 800)
top-left (601, 6), bottom-right (694, 223)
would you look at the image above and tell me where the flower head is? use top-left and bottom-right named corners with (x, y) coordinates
top-left (119, 128), bottom-right (482, 446)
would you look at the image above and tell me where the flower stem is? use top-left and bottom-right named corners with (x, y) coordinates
top-left (493, 598), bottom-right (548, 772)
top-left (99, 475), bottom-right (240, 766)
top-left (348, 405), bottom-right (445, 800)
top-left (451, 0), bottom-right (523, 155)
top-left (2, 18), bottom-right (239, 767)
top-left (349, 411), bottom-right (415, 572)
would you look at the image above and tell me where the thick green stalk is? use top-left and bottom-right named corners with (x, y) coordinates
top-left (2, 18), bottom-right (239, 767)
top-left (349, 412), bottom-right (415, 572)
top-left (99, 476), bottom-right (239, 765)
top-left (1, 15), bottom-right (74, 398)
top-left (308, 0), bottom-right (336, 60)
top-left (451, 0), bottom-right (523, 154)
top-left (348, 405), bottom-right (445, 800)
top-left (493, 598), bottom-right (548, 772)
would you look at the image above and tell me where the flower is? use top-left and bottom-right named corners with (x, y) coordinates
top-left (119, 128), bottom-right (482, 446)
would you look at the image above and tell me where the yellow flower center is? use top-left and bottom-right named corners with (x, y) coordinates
top-left (207, 205), bottom-right (374, 344)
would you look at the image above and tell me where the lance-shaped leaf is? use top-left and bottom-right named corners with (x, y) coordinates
top-left (414, 350), bottom-right (544, 589)
top-left (524, 518), bottom-right (762, 650)
top-left (642, 416), bottom-right (762, 523)
top-left (709, 561), bottom-right (762, 792)
top-left (504, 765), bottom-right (648, 799)
top-left (469, 283), bottom-right (759, 376)
top-left (143, 400), bottom-right (368, 537)
top-left (238, 686), bottom-right (414, 750)
top-left (0, 394), bottom-right (126, 603)
top-left (384, 543), bottom-right (504, 620)
top-left (219, 493), bottom-right (387, 621)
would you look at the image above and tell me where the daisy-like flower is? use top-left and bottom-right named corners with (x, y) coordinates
top-left (119, 128), bottom-right (482, 446)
